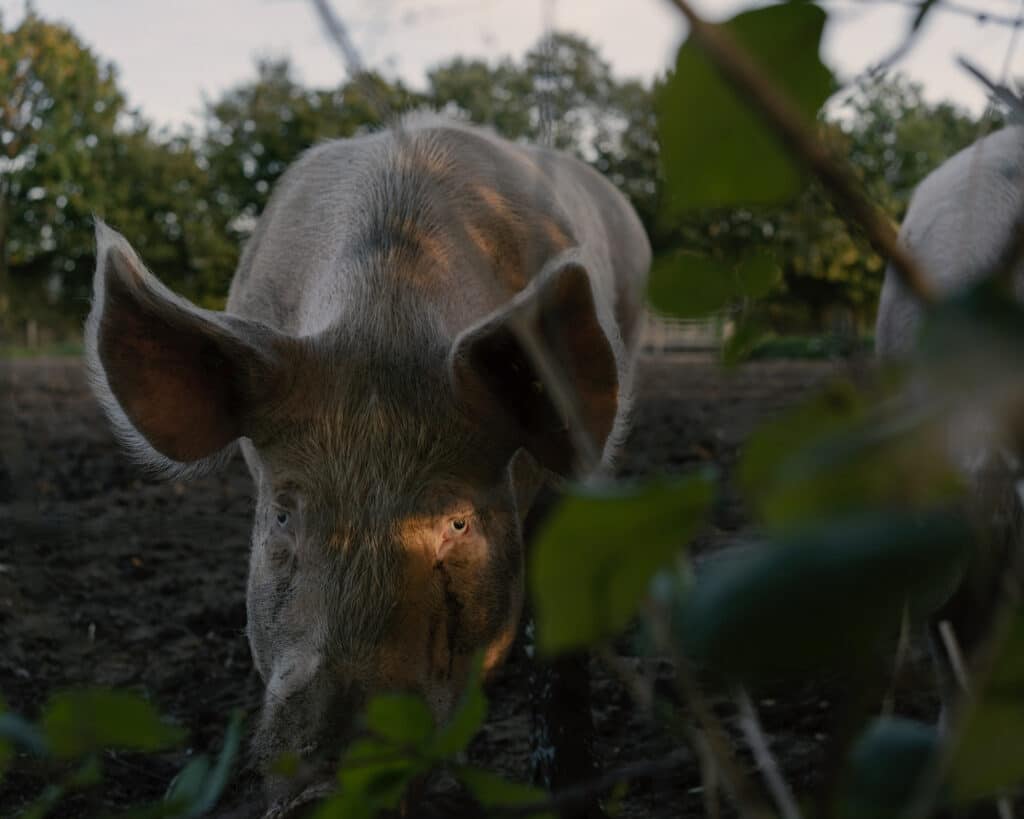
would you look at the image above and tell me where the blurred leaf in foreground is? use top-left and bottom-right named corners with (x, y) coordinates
top-left (430, 657), bottom-right (487, 758)
top-left (42, 689), bottom-right (184, 760)
top-left (918, 281), bottom-right (1024, 456)
top-left (365, 695), bottom-right (435, 749)
top-left (531, 473), bottom-right (715, 655)
top-left (459, 767), bottom-right (554, 819)
top-left (648, 248), bottom-right (780, 320)
top-left (840, 717), bottom-right (939, 819)
top-left (678, 509), bottom-right (971, 682)
top-left (317, 661), bottom-right (488, 817)
top-left (740, 379), bottom-right (963, 526)
top-left (316, 736), bottom-right (418, 819)
top-left (657, 2), bottom-right (834, 214)
top-left (164, 709), bottom-right (243, 818)
top-left (949, 610), bottom-right (1024, 802)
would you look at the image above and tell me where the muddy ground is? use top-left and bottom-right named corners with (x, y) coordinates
top-left (0, 353), bottom-right (940, 818)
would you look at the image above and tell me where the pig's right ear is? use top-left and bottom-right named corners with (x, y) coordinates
top-left (449, 255), bottom-right (620, 477)
top-left (85, 222), bottom-right (289, 475)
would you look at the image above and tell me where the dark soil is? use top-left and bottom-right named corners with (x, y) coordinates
top-left (0, 353), bottom-right (939, 818)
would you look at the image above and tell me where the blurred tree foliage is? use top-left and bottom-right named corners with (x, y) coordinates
top-left (201, 59), bottom-right (421, 247)
top-left (0, 13), bottom-right (994, 343)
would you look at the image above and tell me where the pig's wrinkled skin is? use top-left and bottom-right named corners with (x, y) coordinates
top-left (875, 125), bottom-right (1024, 701)
top-left (84, 114), bottom-right (650, 802)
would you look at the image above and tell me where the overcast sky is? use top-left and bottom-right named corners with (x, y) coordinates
top-left (1, 0), bottom-right (1019, 130)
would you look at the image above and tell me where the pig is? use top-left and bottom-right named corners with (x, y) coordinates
top-left (875, 124), bottom-right (1024, 699)
top-left (876, 125), bottom-right (1024, 365)
top-left (84, 114), bottom-right (651, 802)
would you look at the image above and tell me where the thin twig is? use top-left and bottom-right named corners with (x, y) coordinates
top-left (665, 0), bottom-right (936, 305)
top-left (309, 0), bottom-right (394, 122)
top-left (903, 544), bottom-right (1024, 818)
top-left (882, 606), bottom-right (912, 716)
top-left (937, 620), bottom-right (972, 694)
top-left (839, 0), bottom-right (1024, 29)
top-left (959, 57), bottom-right (1024, 119)
top-left (735, 688), bottom-right (803, 819)
top-left (693, 730), bottom-right (722, 819)
top-left (852, 0), bottom-right (937, 81)
top-left (645, 606), bottom-right (775, 819)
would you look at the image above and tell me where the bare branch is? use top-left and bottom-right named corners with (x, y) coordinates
top-left (841, 0), bottom-right (1024, 29)
top-left (643, 606), bottom-right (775, 819)
top-left (735, 688), bottom-right (803, 819)
top-left (959, 57), bottom-right (1024, 117)
top-left (308, 0), bottom-right (395, 123)
top-left (938, 620), bottom-right (972, 694)
top-left (664, 0), bottom-right (937, 304)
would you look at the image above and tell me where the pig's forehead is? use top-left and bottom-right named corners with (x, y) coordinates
top-left (256, 405), bottom-right (500, 487)
top-left (257, 432), bottom-right (491, 506)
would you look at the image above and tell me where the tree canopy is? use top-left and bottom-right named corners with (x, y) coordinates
top-left (0, 11), bottom-right (995, 342)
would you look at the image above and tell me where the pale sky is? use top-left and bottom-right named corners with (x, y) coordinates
top-left (1, 0), bottom-right (1020, 130)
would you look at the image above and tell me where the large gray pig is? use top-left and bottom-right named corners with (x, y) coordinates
top-left (875, 124), bottom-right (1024, 699)
top-left (84, 114), bottom-right (651, 796)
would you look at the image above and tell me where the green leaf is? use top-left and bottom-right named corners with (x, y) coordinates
top-left (42, 688), bottom-right (184, 760)
top-left (840, 717), bottom-right (939, 819)
top-left (657, 2), bottom-right (834, 213)
top-left (0, 712), bottom-right (48, 757)
top-left (647, 249), bottom-right (781, 320)
top-left (459, 767), bottom-right (554, 819)
top-left (269, 751), bottom-right (301, 780)
top-left (166, 756), bottom-right (211, 809)
top-left (648, 251), bottom-right (735, 319)
top-left (949, 611), bottom-right (1024, 801)
top-left (531, 473), bottom-right (714, 655)
top-left (431, 658), bottom-right (487, 758)
top-left (19, 783), bottom-right (65, 819)
top-left (917, 281), bottom-right (1024, 451)
top-left (365, 694), bottom-right (435, 749)
top-left (176, 709), bottom-right (243, 817)
top-left (679, 510), bottom-right (972, 682)
top-left (67, 754), bottom-right (103, 788)
top-left (316, 737), bottom-right (420, 819)
top-left (734, 248), bottom-right (781, 301)
top-left (740, 379), bottom-right (963, 526)
top-left (722, 315), bottom-right (770, 367)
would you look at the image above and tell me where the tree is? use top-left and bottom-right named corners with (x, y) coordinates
top-left (656, 75), bottom-right (992, 331)
top-left (0, 11), bottom-right (237, 337)
top-left (427, 33), bottom-right (662, 231)
top-left (201, 59), bottom-right (421, 248)
top-left (0, 11), bottom-right (126, 335)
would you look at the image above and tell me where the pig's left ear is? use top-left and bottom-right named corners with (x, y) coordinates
top-left (85, 221), bottom-right (291, 476)
top-left (449, 255), bottom-right (619, 476)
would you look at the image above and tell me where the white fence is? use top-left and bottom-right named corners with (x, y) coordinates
top-left (640, 312), bottom-right (732, 354)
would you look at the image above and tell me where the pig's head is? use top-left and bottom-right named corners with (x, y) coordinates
top-left (85, 223), bottom-right (619, 792)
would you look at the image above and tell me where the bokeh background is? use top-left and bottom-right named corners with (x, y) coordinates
top-left (0, 0), bottom-right (1015, 350)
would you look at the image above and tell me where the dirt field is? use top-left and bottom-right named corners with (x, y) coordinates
top-left (0, 352), bottom-right (938, 818)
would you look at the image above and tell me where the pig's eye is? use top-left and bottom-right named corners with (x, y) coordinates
top-left (450, 518), bottom-right (468, 534)
top-left (275, 510), bottom-right (290, 528)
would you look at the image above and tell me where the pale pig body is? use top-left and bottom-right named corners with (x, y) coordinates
top-left (85, 115), bottom-right (651, 793)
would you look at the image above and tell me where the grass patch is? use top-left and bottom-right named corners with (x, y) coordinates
top-left (746, 334), bottom-right (873, 360)
top-left (0, 341), bottom-right (84, 359)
